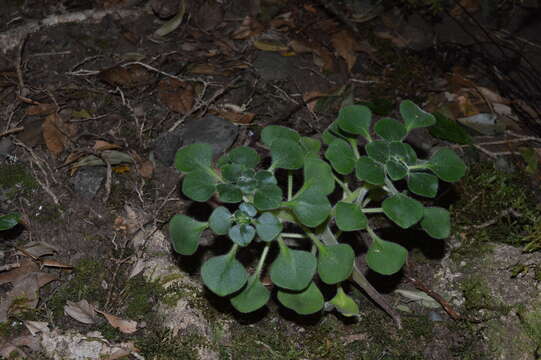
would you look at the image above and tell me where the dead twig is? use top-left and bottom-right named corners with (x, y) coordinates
top-left (0, 126), bottom-right (24, 137)
top-left (0, 262), bottom-right (21, 272)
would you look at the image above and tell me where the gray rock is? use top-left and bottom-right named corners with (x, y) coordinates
top-left (182, 115), bottom-right (238, 157)
top-left (253, 52), bottom-right (293, 81)
top-left (153, 127), bottom-right (184, 166)
top-left (71, 167), bottom-right (107, 198)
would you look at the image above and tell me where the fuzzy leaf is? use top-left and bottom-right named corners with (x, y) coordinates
top-left (277, 282), bottom-right (324, 315)
top-left (421, 207), bottom-right (451, 239)
top-left (389, 142), bottom-right (417, 165)
top-left (335, 202), bottom-right (367, 231)
top-left (230, 276), bottom-right (270, 313)
top-left (261, 125), bottom-right (300, 147)
top-left (304, 158), bottom-right (335, 195)
top-left (254, 184), bottom-right (283, 210)
top-left (385, 159), bottom-right (408, 181)
top-left (255, 212), bottom-right (283, 242)
top-left (400, 100), bottom-right (436, 132)
top-left (336, 105), bottom-right (372, 139)
top-left (228, 224), bottom-right (256, 246)
top-left (270, 138), bottom-right (304, 170)
top-left (427, 148), bottom-right (466, 182)
top-left (182, 169), bottom-right (216, 202)
top-left (216, 183), bottom-right (242, 203)
top-left (270, 248), bottom-right (317, 291)
top-left (324, 139), bottom-right (355, 175)
top-left (318, 244), bottom-right (355, 284)
top-left (355, 156), bottom-right (385, 185)
top-left (375, 117), bottom-right (407, 141)
top-left (366, 140), bottom-right (390, 163)
top-left (329, 287), bottom-right (359, 317)
top-left (201, 253), bottom-right (248, 296)
top-left (208, 206), bottom-right (232, 235)
top-left (382, 193), bottom-right (424, 229)
top-left (169, 214), bottom-right (207, 255)
top-left (0, 213), bottom-right (20, 231)
top-left (407, 172), bottom-right (438, 198)
top-left (226, 146), bottom-right (260, 168)
top-left (366, 238), bottom-right (407, 275)
top-left (285, 188), bottom-right (331, 227)
top-left (300, 137), bottom-right (321, 158)
top-left (175, 143), bottom-right (213, 172)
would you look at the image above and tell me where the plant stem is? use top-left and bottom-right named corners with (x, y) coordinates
top-left (408, 164), bottom-right (429, 170)
top-left (348, 138), bottom-right (361, 159)
top-left (362, 207), bottom-right (383, 214)
top-left (287, 172), bottom-right (293, 201)
top-left (255, 243), bottom-right (271, 276)
top-left (384, 177), bottom-right (399, 195)
top-left (281, 232), bottom-right (307, 239)
top-left (333, 174), bottom-right (351, 196)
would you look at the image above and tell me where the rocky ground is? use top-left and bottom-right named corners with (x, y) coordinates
top-left (0, 0), bottom-right (541, 359)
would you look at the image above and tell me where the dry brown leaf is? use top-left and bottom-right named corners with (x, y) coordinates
top-left (96, 309), bottom-right (138, 334)
top-left (25, 103), bottom-right (58, 116)
top-left (303, 91), bottom-right (326, 112)
top-left (253, 39), bottom-right (289, 52)
top-left (158, 78), bottom-right (194, 114)
top-left (42, 113), bottom-right (76, 157)
top-left (0, 272), bottom-right (57, 322)
top-left (94, 140), bottom-right (121, 151)
top-left (231, 16), bottom-right (263, 40)
top-left (212, 109), bottom-right (255, 125)
top-left (288, 39), bottom-right (314, 54)
top-left (24, 320), bottom-right (49, 335)
top-left (64, 299), bottom-right (98, 324)
top-left (0, 258), bottom-right (38, 285)
top-left (270, 12), bottom-right (295, 31)
top-left (17, 241), bottom-right (58, 259)
top-left (312, 47), bottom-right (335, 73)
top-left (138, 159), bottom-right (154, 179)
top-left (188, 63), bottom-right (230, 76)
top-left (331, 30), bottom-right (359, 72)
top-left (476, 86), bottom-right (511, 105)
top-left (0, 335), bottom-right (41, 357)
top-left (41, 259), bottom-right (73, 269)
top-left (99, 64), bottom-right (153, 88)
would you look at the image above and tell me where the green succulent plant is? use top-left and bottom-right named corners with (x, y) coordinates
top-left (169, 100), bottom-right (466, 326)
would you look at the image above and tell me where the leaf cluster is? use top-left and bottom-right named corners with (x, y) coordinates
top-left (169, 100), bottom-right (466, 317)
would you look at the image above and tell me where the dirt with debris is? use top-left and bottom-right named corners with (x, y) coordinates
top-left (1, 0), bottom-right (541, 359)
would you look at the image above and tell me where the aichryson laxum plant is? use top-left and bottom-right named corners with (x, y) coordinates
top-left (169, 100), bottom-right (466, 326)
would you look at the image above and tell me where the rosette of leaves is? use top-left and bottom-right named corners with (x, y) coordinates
top-left (324, 100), bottom-right (466, 276)
top-left (169, 100), bottom-right (466, 323)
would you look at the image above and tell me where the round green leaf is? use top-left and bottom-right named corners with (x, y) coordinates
top-left (270, 248), bottom-right (317, 291)
top-left (366, 140), bottom-right (390, 163)
top-left (385, 159), bottom-right (408, 181)
top-left (427, 148), bottom-right (466, 182)
top-left (407, 172), bottom-right (438, 198)
top-left (230, 276), bottom-right (270, 313)
top-left (239, 203), bottom-right (257, 217)
top-left (237, 169), bottom-right (257, 194)
top-left (318, 244), bottom-right (355, 284)
top-left (366, 238), bottom-right (407, 275)
top-left (201, 253), bottom-right (248, 296)
top-left (270, 138), bottom-right (304, 170)
top-left (336, 105), bottom-right (372, 139)
top-left (255, 213), bottom-right (283, 242)
top-left (285, 188), bottom-right (331, 227)
top-left (216, 183), bottom-right (242, 203)
top-left (255, 170), bottom-right (277, 185)
top-left (335, 202), bottom-right (367, 231)
top-left (228, 224), bottom-right (256, 246)
top-left (0, 213), bottom-right (20, 231)
top-left (389, 142), bottom-right (417, 165)
top-left (421, 207), bottom-right (450, 239)
top-left (303, 158), bottom-right (335, 195)
top-left (169, 214), bottom-right (207, 255)
top-left (355, 156), bottom-right (385, 185)
top-left (182, 169), bottom-right (216, 202)
top-left (375, 117), bottom-right (407, 141)
top-left (400, 100), bottom-right (436, 132)
top-left (277, 282), bottom-right (324, 315)
top-left (324, 139), bottom-right (355, 175)
top-left (175, 143), bottom-right (213, 172)
top-left (382, 193), bottom-right (424, 229)
top-left (220, 164), bottom-right (242, 182)
top-left (261, 125), bottom-right (300, 147)
top-left (227, 146), bottom-right (260, 168)
top-left (254, 184), bottom-right (283, 211)
top-left (329, 287), bottom-right (359, 317)
top-left (300, 137), bottom-right (321, 158)
top-left (209, 206), bottom-right (232, 235)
